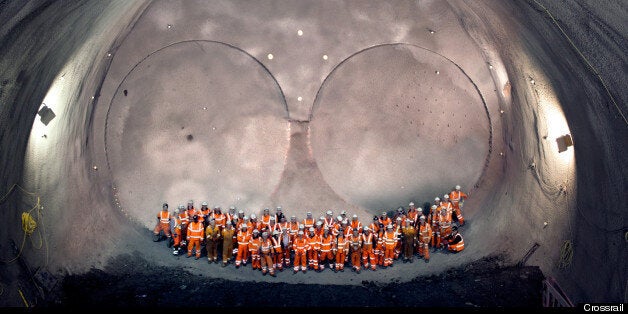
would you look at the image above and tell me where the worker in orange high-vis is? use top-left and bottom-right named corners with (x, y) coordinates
top-left (418, 215), bottom-right (432, 263)
top-left (186, 215), bottom-right (204, 259)
top-left (441, 194), bottom-right (454, 220)
top-left (429, 205), bottom-right (441, 249)
top-left (200, 202), bottom-right (211, 225)
top-left (393, 217), bottom-right (403, 260)
top-left (303, 212), bottom-right (315, 230)
top-left (205, 219), bottom-right (221, 264)
top-left (401, 218), bottom-right (417, 263)
top-left (178, 204), bottom-right (190, 250)
top-left (407, 202), bottom-right (419, 228)
top-left (334, 231), bottom-right (348, 272)
top-left (349, 229), bottom-right (362, 273)
top-left (288, 216), bottom-right (300, 242)
top-left (319, 227), bottom-right (335, 271)
top-left (349, 215), bottom-right (362, 235)
top-left (186, 200), bottom-right (197, 220)
top-left (306, 227), bottom-right (321, 271)
top-left (221, 222), bottom-right (235, 267)
top-left (259, 232), bottom-right (276, 276)
top-left (375, 223), bottom-right (386, 266)
top-left (293, 231), bottom-right (309, 273)
top-left (235, 225), bottom-right (251, 268)
top-left (271, 230), bottom-right (284, 271)
top-left (438, 206), bottom-right (453, 251)
top-left (378, 211), bottom-right (391, 228)
top-left (250, 214), bottom-right (262, 232)
top-left (361, 227), bottom-right (376, 271)
top-left (444, 226), bottom-right (465, 252)
top-left (261, 208), bottom-right (273, 232)
top-left (449, 185), bottom-right (468, 226)
top-left (280, 228), bottom-right (292, 267)
top-left (171, 205), bottom-right (184, 256)
top-left (248, 229), bottom-right (262, 270)
top-left (382, 224), bottom-right (398, 268)
top-left (153, 203), bottom-right (172, 241)
top-left (212, 206), bottom-right (226, 231)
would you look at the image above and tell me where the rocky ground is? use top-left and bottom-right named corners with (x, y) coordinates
top-left (42, 252), bottom-right (544, 308)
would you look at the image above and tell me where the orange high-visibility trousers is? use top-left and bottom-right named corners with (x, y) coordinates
top-left (154, 222), bottom-right (172, 238)
top-left (294, 252), bottom-right (307, 271)
top-left (335, 251), bottom-right (346, 270)
top-left (453, 207), bottom-right (465, 225)
top-left (440, 227), bottom-right (452, 247)
top-left (250, 250), bottom-right (261, 270)
top-left (235, 244), bottom-right (249, 266)
top-left (172, 229), bottom-right (182, 248)
top-left (308, 249), bottom-right (319, 270)
top-left (362, 248), bottom-right (376, 270)
top-left (261, 254), bottom-right (275, 275)
top-left (351, 249), bottom-right (361, 270)
top-left (319, 251), bottom-right (334, 269)
top-left (187, 239), bottom-right (202, 258)
top-left (384, 245), bottom-right (395, 266)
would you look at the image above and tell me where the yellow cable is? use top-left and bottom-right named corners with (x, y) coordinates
top-left (18, 288), bottom-right (29, 308)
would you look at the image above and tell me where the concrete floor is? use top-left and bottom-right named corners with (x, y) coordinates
top-left (0, 0), bottom-right (626, 307)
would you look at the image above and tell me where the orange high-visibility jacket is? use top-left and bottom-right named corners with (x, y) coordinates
top-left (289, 222), bottom-right (300, 237)
top-left (350, 221), bottom-right (362, 233)
top-left (271, 236), bottom-right (282, 253)
top-left (379, 217), bottom-right (391, 227)
top-left (439, 212), bottom-right (452, 230)
top-left (187, 208), bottom-right (196, 219)
top-left (213, 213), bottom-right (226, 227)
top-left (260, 238), bottom-right (274, 255)
top-left (323, 217), bottom-right (335, 229)
top-left (361, 233), bottom-right (374, 250)
top-left (307, 233), bottom-right (321, 251)
top-left (237, 231), bottom-right (251, 246)
top-left (179, 212), bottom-right (189, 226)
top-left (447, 233), bottom-right (465, 252)
top-left (449, 191), bottom-right (468, 205)
top-left (349, 235), bottom-right (362, 252)
top-left (383, 231), bottom-right (398, 248)
top-left (407, 210), bottom-right (419, 225)
top-left (320, 234), bottom-right (334, 252)
top-left (248, 237), bottom-right (261, 253)
top-left (187, 221), bottom-right (204, 240)
top-left (336, 237), bottom-right (349, 254)
top-left (261, 214), bottom-right (272, 229)
top-left (419, 224), bottom-right (432, 241)
top-left (303, 218), bottom-right (315, 229)
top-left (158, 210), bottom-right (170, 223)
top-left (293, 237), bottom-right (310, 253)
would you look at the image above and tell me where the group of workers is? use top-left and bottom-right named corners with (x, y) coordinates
top-left (153, 185), bottom-right (468, 276)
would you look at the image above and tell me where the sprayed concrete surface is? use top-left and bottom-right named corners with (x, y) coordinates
top-left (0, 0), bottom-right (626, 307)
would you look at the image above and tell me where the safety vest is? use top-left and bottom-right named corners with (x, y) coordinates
top-left (213, 213), bottom-right (225, 227)
top-left (350, 220), bottom-right (362, 232)
top-left (293, 237), bottom-right (309, 253)
top-left (350, 235), bottom-right (361, 251)
top-left (237, 231), bottom-right (251, 246)
top-left (361, 233), bottom-right (373, 250)
top-left (303, 218), bottom-right (315, 229)
top-left (320, 234), bottom-right (334, 252)
top-left (448, 234), bottom-right (465, 252)
top-left (261, 214), bottom-right (272, 228)
top-left (336, 237), bottom-right (348, 253)
top-left (248, 237), bottom-right (261, 252)
top-left (260, 238), bottom-right (273, 254)
top-left (289, 222), bottom-right (299, 236)
top-left (419, 224), bottom-right (432, 241)
top-left (173, 216), bottom-right (182, 230)
top-left (278, 222), bottom-right (289, 232)
top-left (379, 217), bottom-right (391, 227)
top-left (307, 234), bottom-right (320, 250)
top-left (407, 210), bottom-right (419, 225)
top-left (179, 212), bottom-right (189, 225)
top-left (158, 211), bottom-right (170, 224)
top-left (187, 221), bottom-right (204, 239)
top-left (439, 213), bottom-right (452, 230)
top-left (271, 236), bottom-right (282, 253)
top-left (450, 191), bottom-right (466, 204)
top-left (383, 231), bottom-right (397, 247)
top-left (187, 208), bottom-right (196, 219)
top-left (324, 217), bottom-right (335, 229)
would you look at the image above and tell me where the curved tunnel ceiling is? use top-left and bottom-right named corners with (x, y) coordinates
top-left (0, 0), bottom-right (626, 306)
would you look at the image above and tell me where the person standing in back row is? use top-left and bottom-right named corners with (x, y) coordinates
top-left (449, 185), bottom-right (468, 226)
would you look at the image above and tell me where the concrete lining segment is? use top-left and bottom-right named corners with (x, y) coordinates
top-left (310, 44), bottom-right (490, 211)
top-left (105, 41), bottom-right (290, 228)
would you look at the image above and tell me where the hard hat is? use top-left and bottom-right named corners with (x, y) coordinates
top-left (352, 214), bottom-right (358, 219)
top-left (298, 231), bottom-right (304, 235)
top-left (262, 232), bottom-right (268, 237)
top-left (326, 210), bottom-right (332, 215)
top-left (178, 204), bottom-right (185, 210)
top-left (243, 216), bottom-right (249, 220)
top-left (341, 220), bottom-right (348, 224)
top-left (250, 214), bottom-right (256, 219)
top-left (455, 185), bottom-right (461, 190)
top-left (270, 216), bottom-right (276, 221)
top-left (396, 217), bottom-right (402, 221)
top-left (309, 227), bottom-right (315, 232)
top-left (238, 210), bottom-right (244, 214)
top-left (435, 197), bottom-right (440, 202)
top-left (341, 210), bottom-right (347, 215)
top-left (241, 226), bottom-right (247, 230)
top-left (276, 206), bottom-right (282, 211)
top-left (291, 216), bottom-right (297, 220)
top-left (409, 202), bottom-right (414, 206)
top-left (381, 211), bottom-right (387, 216)
top-left (188, 200), bottom-right (193, 204)
top-left (431, 205), bottom-right (437, 209)
top-left (230, 206), bottom-right (235, 210)
top-left (406, 218), bottom-right (412, 222)
top-left (387, 224), bottom-right (393, 229)
top-left (319, 216), bottom-right (325, 221)
top-left (226, 221), bottom-right (232, 226)
top-left (324, 226), bottom-right (329, 231)
top-left (316, 221), bottom-right (322, 226)
top-left (272, 230), bottom-right (279, 236)
top-left (418, 207), bottom-right (423, 212)
top-left (363, 226), bottom-right (369, 231)
top-left (444, 194), bottom-right (449, 199)
top-left (397, 207), bottom-right (403, 212)
top-left (337, 216), bottom-right (343, 222)
top-left (193, 214), bottom-right (199, 220)
top-left (214, 206), bottom-right (221, 210)
top-left (201, 201), bottom-right (208, 206)
top-left (299, 224), bottom-right (304, 229)
top-left (373, 216), bottom-right (378, 221)
top-left (162, 203), bottom-right (168, 209)
top-left (306, 211), bottom-right (312, 216)
top-left (419, 215), bottom-right (426, 220)
top-left (264, 208), bottom-right (269, 212)
top-left (253, 229), bottom-right (259, 234)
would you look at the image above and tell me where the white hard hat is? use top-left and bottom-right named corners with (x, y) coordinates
top-left (337, 216), bottom-right (343, 222)
top-left (396, 217), bottom-right (402, 221)
top-left (381, 211), bottom-right (387, 216)
top-left (238, 210), bottom-right (244, 214)
top-left (319, 216), bottom-right (325, 221)
top-left (435, 197), bottom-right (440, 202)
top-left (431, 205), bottom-right (437, 209)
top-left (264, 208), bottom-right (269, 212)
top-left (229, 206), bottom-right (236, 210)
top-left (316, 221), bottom-right (322, 226)
top-left (291, 215), bottom-right (296, 219)
top-left (241, 225), bottom-right (247, 230)
top-left (270, 216), bottom-right (276, 221)
top-left (326, 210), bottom-right (332, 215)
top-left (188, 200), bottom-right (193, 204)
top-left (455, 185), bottom-right (461, 190)
top-left (418, 207), bottom-right (423, 211)
top-left (272, 230), bottom-right (279, 235)
top-left (324, 226), bottom-right (329, 231)
top-left (352, 214), bottom-right (358, 219)
top-left (243, 216), bottom-right (249, 220)
top-left (409, 202), bottom-right (414, 206)
top-left (201, 201), bottom-right (208, 206)
top-left (262, 232), bottom-right (268, 237)
top-left (250, 214), bottom-right (256, 219)
top-left (298, 231), bottom-right (304, 235)
top-left (444, 194), bottom-right (449, 199)
top-left (309, 227), bottom-right (315, 232)
top-left (178, 204), bottom-right (184, 209)
top-left (363, 226), bottom-right (369, 231)
top-left (341, 210), bottom-right (347, 215)
top-left (419, 215), bottom-right (426, 220)
top-left (397, 207), bottom-right (403, 212)
top-left (276, 206), bottom-right (282, 211)
top-left (307, 212), bottom-right (312, 216)
top-left (387, 224), bottom-right (393, 229)
top-left (253, 229), bottom-right (259, 233)
top-left (299, 224), bottom-right (304, 229)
